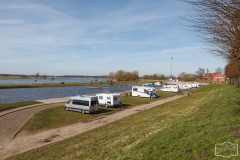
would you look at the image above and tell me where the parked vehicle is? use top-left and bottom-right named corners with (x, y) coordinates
top-left (160, 85), bottom-right (179, 92)
top-left (65, 95), bottom-right (99, 114)
top-left (144, 82), bottom-right (154, 86)
top-left (191, 82), bottom-right (200, 88)
top-left (154, 82), bottom-right (162, 86)
top-left (179, 84), bottom-right (190, 90)
top-left (96, 93), bottom-right (121, 108)
top-left (132, 86), bottom-right (159, 98)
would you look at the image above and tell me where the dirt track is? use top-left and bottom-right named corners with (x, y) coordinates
top-left (0, 93), bottom-right (187, 159)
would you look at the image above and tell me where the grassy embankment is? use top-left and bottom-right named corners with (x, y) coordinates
top-left (20, 90), bottom-right (182, 133)
top-left (9, 83), bottom-right (240, 160)
top-left (0, 101), bottom-right (42, 112)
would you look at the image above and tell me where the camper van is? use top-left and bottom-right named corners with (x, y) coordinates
top-left (65, 95), bottom-right (99, 114)
top-left (96, 93), bottom-right (121, 108)
top-left (161, 85), bottom-right (179, 92)
top-left (179, 84), bottom-right (190, 90)
top-left (132, 86), bottom-right (158, 98)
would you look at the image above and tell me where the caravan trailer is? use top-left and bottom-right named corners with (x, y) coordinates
top-left (132, 86), bottom-right (158, 98)
top-left (96, 93), bottom-right (121, 108)
top-left (161, 85), bottom-right (179, 92)
top-left (65, 95), bottom-right (99, 114)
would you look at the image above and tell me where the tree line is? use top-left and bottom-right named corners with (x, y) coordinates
top-left (108, 70), bottom-right (139, 81)
top-left (109, 67), bottom-right (223, 82)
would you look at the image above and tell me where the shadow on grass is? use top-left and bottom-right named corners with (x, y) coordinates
top-left (97, 108), bottom-right (115, 114)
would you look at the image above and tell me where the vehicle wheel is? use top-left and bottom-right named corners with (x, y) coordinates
top-left (82, 110), bottom-right (85, 114)
top-left (138, 95), bottom-right (140, 97)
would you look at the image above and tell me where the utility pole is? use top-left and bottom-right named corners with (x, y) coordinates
top-left (171, 56), bottom-right (173, 80)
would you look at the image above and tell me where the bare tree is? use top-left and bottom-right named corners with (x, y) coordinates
top-left (181, 0), bottom-right (240, 73)
top-left (132, 70), bottom-right (139, 80)
top-left (206, 68), bottom-right (210, 73)
top-left (35, 72), bottom-right (40, 78)
top-left (215, 67), bottom-right (224, 74)
top-left (195, 67), bottom-right (205, 79)
top-left (115, 70), bottom-right (125, 81)
top-left (178, 72), bottom-right (197, 81)
top-left (108, 72), bottom-right (115, 80)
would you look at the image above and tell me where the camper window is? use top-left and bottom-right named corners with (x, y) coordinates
top-left (107, 97), bottom-right (110, 100)
top-left (114, 97), bottom-right (117, 101)
top-left (99, 96), bottom-right (103, 99)
top-left (144, 89), bottom-right (149, 94)
top-left (133, 88), bottom-right (138, 91)
top-left (72, 100), bottom-right (89, 106)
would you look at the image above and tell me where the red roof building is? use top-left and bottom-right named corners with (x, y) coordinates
top-left (202, 73), bottom-right (225, 82)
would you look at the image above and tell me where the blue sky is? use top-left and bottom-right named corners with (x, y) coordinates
top-left (0, 0), bottom-right (226, 76)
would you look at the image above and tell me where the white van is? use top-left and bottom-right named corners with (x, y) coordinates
top-left (161, 85), bottom-right (179, 92)
top-left (65, 95), bottom-right (99, 114)
top-left (132, 86), bottom-right (159, 98)
top-left (96, 93), bottom-right (121, 108)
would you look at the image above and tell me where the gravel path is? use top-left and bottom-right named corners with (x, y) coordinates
top-left (0, 93), bottom-right (187, 159)
top-left (0, 102), bottom-right (65, 150)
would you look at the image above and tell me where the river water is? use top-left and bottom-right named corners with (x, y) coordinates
top-left (0, 77), bottom-right (107, 84)
top-left (0, 85), bottom-right (133, 104)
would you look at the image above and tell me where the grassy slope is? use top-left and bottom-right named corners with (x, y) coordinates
top-left (0, 101), bottom-right (42, 112)
top-left (21, 91), bottom-right (182, 133)
top-left (9, 84), bottom-right (240, 160)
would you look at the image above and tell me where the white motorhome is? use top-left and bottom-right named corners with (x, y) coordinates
top-left (132, 86), bottom-right (159, 98)
top-left (179, 84), bottom-right (190, 90)
top-left (96, 93), bottom-right (121, 108)
top-left (65, 95), bottom-right (99, 114)
top-left (161, 85), bottom-right (179, 92)
top-left (191, 82), bottom-right (200, 88)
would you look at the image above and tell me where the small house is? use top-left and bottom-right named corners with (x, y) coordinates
top-left (202, 73), bottom-right (225, 82)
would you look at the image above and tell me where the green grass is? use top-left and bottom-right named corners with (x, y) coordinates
top-left (9, 84), bottom-right (239, 160)
top-left (20, 91), bottom-right (183, 133)
top-left (0, 101), bottom-right (42, 112)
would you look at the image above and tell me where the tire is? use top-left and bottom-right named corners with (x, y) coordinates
top-left (138, 95), bottom-right (140, 97)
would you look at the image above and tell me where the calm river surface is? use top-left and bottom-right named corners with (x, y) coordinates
top-left (0, 77), bottom-right (107, 84)
top-left (0, 85), bottom-right (132, 104)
